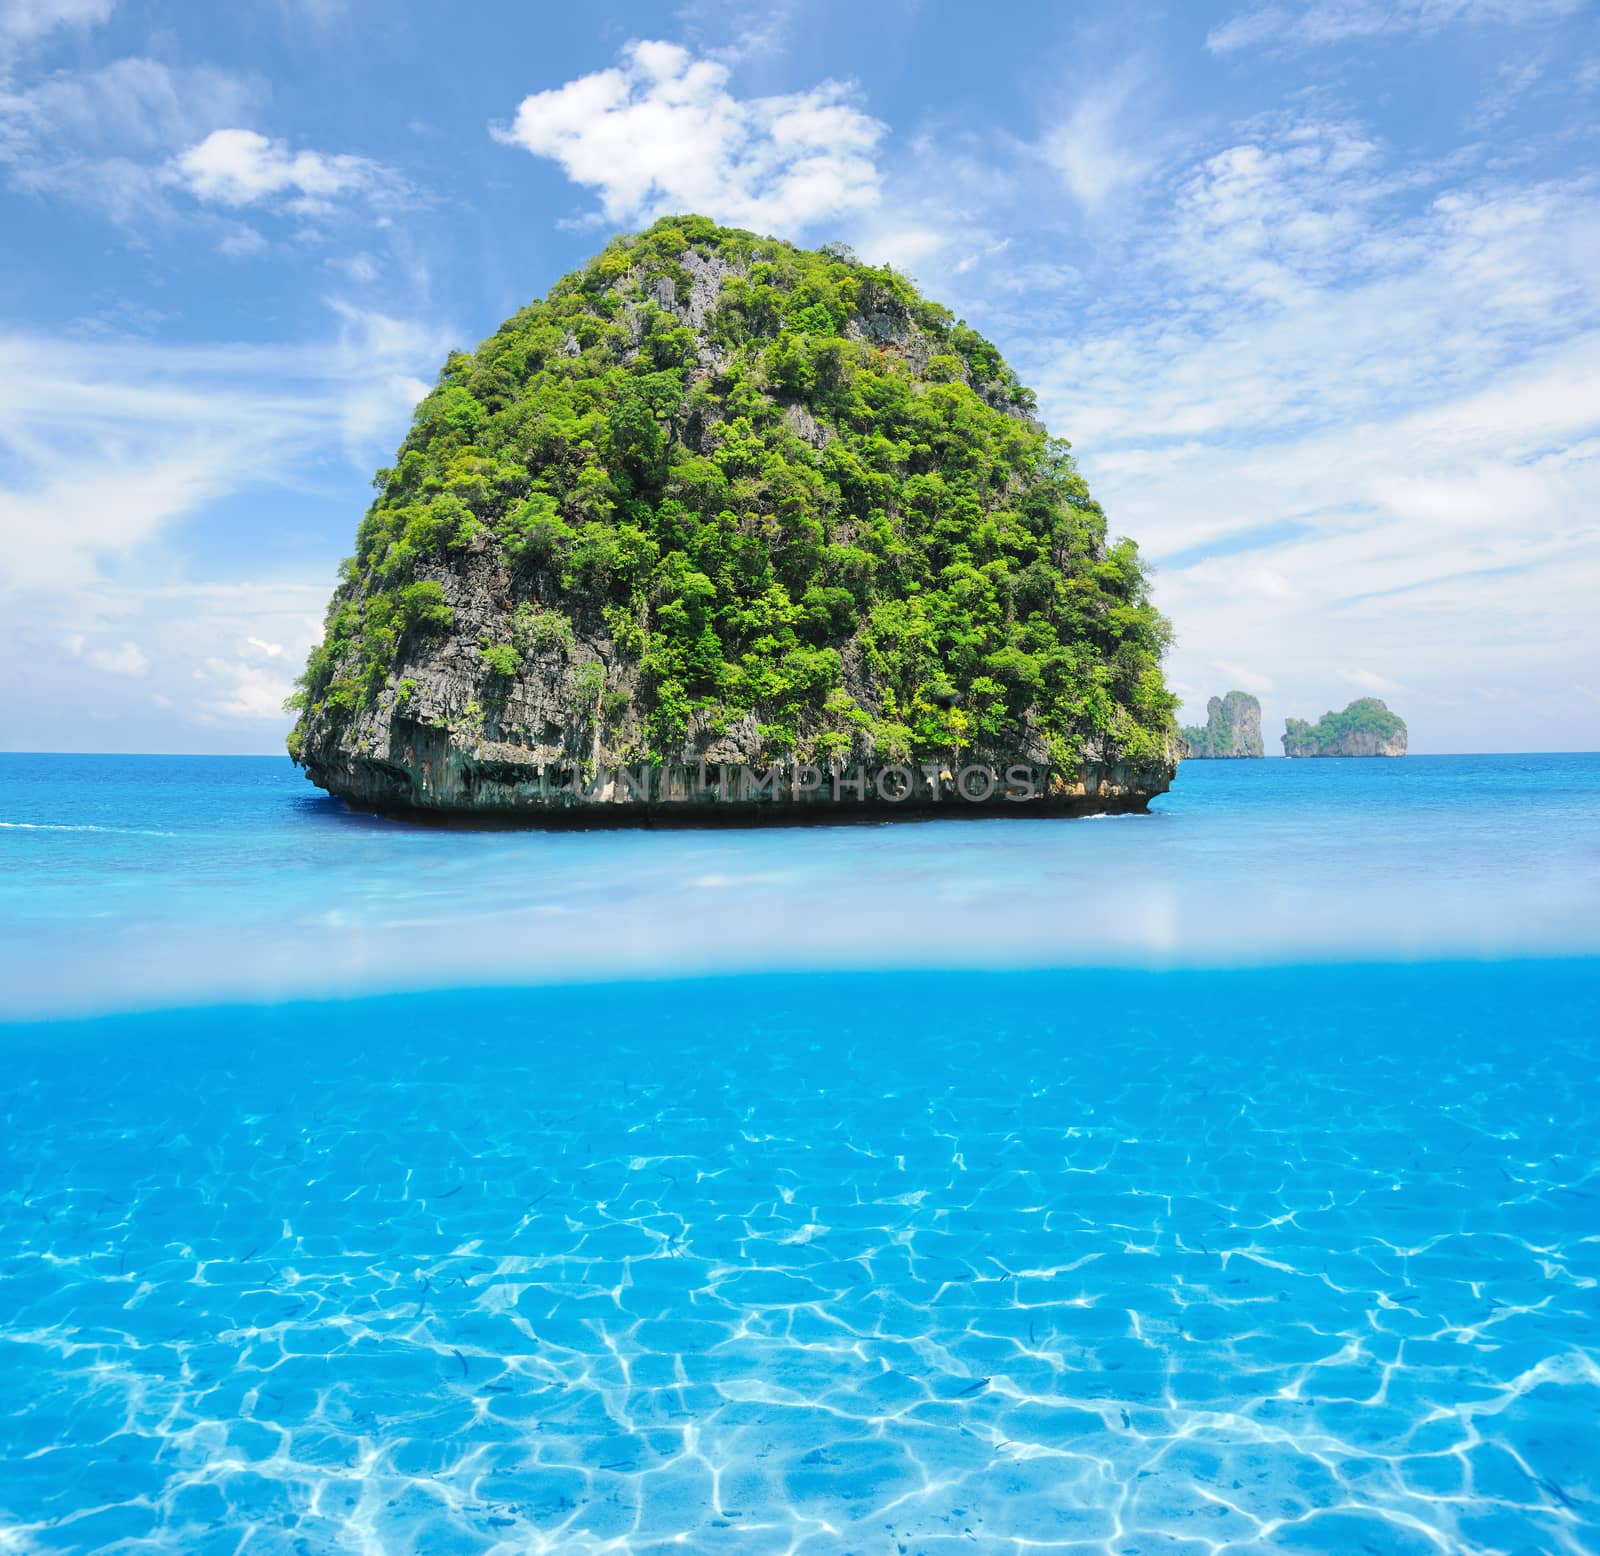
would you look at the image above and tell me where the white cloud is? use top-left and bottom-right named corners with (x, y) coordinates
top-left (194, 655), bottom-right (293, 721)
top-left (1208, 0), bottom-right (1582, 53)
top-left (1238, 565), bottom-right (1300, 601)
top-left (217, 224), bottom-right (266, 256)
top-left (493, 39), bottom-right (884, 232)
top-left (1216, 661), bottom-right (1276, 693)
top-left (0, 0), bottom-right (115, 44)
top-left (1343, 668), bottom-right (1401, 692)
top-left (1, 59), bottom-right (403, 229)
top-left (66, 634), bottom-right (148, 675)
top-left (172, 127), bottom-right (399, 215)
top-left (0, 56), bottom-right (259, 221)
top-left (243, 635), bottom-right (284, 659)
top-left (859, 226), bottom-right (944, 270)
top-left (1, 448), bottom-right (247, 592)
top-left (1166, 120), bottom-right (1384, 306)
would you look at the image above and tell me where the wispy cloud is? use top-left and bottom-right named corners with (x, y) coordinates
top-left (1207, 0), bottom-right (1583, 54)
top-left (0, 0), bottom-right (115, 48)
top-left (492, 39), bottom-right (885, 232)
top-left (65, 633), bottom-right (147, 675)
top-left (674, 0), bottom-right (807, 65)
top-left (1, 55), bottom-right (403, 231)
top-left (0, 56), bottom-right (259, 221)
top-left (0, 302), bottom-right (453, 739)
top-left (1040, 61), bottom-right (1158, 211)
top-left (1343, 667), bottom-right (1401, 692)
top-left (0, 301), bottom-right (449, 588)
top-left (193, 654), bottom-right (295, 721)
top-left (991, 93), bottom-right (1600, 749)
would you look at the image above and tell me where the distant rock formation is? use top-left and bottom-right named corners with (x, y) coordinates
top-left (1181, 691), bottom-right (1264, 758)
top-left (1282, 698), bottom-right (1407, 757)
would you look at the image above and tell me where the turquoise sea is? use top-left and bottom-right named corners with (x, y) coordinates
top-left (2, 753), bottom-right (1598, 1553)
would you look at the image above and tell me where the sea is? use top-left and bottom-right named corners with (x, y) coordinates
top-left (1, 751), bottom-right (1597, 1554)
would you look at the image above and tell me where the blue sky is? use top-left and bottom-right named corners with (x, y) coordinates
top-left (2, 0), bottom-right (1596, 754)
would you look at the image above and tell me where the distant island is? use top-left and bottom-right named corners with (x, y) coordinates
top-left (287, 216), bottom-right (1182, 823)
top-left (1283, 697), bottom-right (1407, 757)
top-left (1181, 691), bottom-right (1263, 758)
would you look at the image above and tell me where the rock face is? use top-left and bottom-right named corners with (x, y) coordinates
top-left (1181, 691), bottom-right (1263, 758)
top-left (1282, 698), bottom-right (1407, 757)
top-left (289, 216), bottom-right (1181, 824)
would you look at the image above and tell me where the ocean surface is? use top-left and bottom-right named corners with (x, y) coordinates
top-left (2, 752), bottom-right (1597, 1553)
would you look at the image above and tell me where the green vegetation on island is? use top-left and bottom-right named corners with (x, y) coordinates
top-left (288, 215), bottom-right (1179, 816)
top-left (1283, 698), bottom-right (1407, 757)
top-left (1181, 691), bottom-right (1264, 758)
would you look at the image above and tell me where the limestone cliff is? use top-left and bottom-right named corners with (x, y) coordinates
top-left (1282, 698), bottom-right (1407, 757)
top-left (1181, 691), bottom-right (1264, 758)
top-left (289, 217), bottom-right (1181, 823)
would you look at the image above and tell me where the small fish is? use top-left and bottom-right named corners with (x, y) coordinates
top-left (452, 1348), bottom-right (468, 1379)
top-left (483, 1384), bottom-right (513, 1394)
top-left (1121, 1410), bottom-right (1132, 1429)
top-left (1390, 1290), bottom-right (1420, 1304)
top-left (956, 1378), bottom-right (990, 1397)
top-left (598, 1460), bottom-right (634, 1472)
top-left (435, 1186), bottom-right (464, 1200)
top-left (240, 1246), bottom-right (260, 1263)
top-left (1028, 1319), bottom-right (1037, 1345)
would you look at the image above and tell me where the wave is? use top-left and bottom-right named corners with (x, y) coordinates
top-left (1, 821), bottom-right (175, 836)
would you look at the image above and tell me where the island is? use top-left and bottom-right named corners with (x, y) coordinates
top-left (1282, 698), bottom-right (1408, 757)
top-left (1181, 691), bottom-right (1263, 758)
top-left (288, 216), bottom-right (1182, 823)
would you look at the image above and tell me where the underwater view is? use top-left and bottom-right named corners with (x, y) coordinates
top-left (7, 4), bottom-right (1600, 1550)
top-left (3, 754), bottom-right (1598, 1553)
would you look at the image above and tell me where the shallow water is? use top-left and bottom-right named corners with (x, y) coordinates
top-left (1, 755), bottom-right (1598, 1553)
top-left (5, 968), bottom-right (1599, 1554)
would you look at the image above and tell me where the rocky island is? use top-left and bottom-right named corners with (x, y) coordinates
top-left (1181, 691), bottom-right (1263, 758)
top-left (288, 217), bottom-right (1180, 823)
top-left (1283, 698), bottom-right (1408, 757)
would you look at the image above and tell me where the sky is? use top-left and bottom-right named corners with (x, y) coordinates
top-left (1, 0), bottom-right (1597, 756)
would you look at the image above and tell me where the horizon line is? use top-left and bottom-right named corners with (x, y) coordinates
top-left (4, 748), bottom-right (1600, 761)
